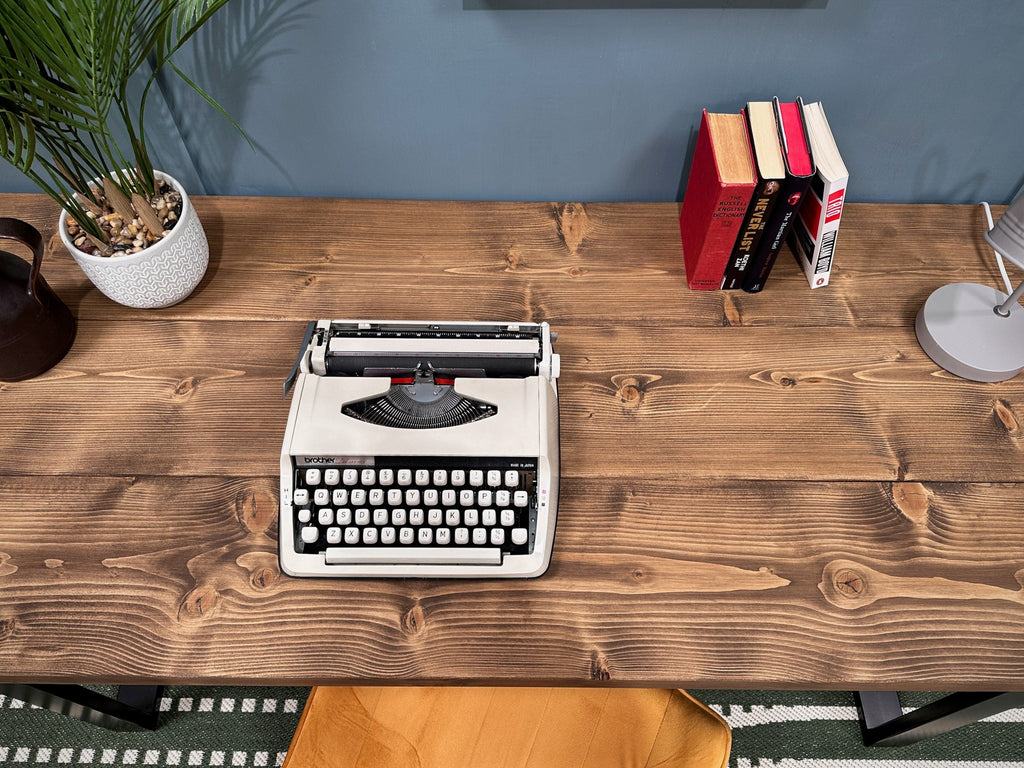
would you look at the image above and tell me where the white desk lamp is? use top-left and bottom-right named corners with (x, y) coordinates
top-left (915, 192), bottom-right (1024, 382)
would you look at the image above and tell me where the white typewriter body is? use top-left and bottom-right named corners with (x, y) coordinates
top-left (280, 320), bottom-right (560, 578)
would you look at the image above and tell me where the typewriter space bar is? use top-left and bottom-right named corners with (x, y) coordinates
top-left (324, 547), bottom-right (502, 565)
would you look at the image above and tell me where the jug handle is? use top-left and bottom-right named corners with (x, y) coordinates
top-left (0, 217), bottom-right (45, 304)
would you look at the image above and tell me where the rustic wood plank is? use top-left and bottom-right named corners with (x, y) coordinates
top-left (6, 319), bottom-right (1024, 481)
top-left (0, 194), bottom-right (1009, 328)
top-left (566, 324), bottom-right (1024, 483)
top-left (3, 319), bottom-right (1022, 481)
top-left (1, 476), bottom-right (1022, 687)
top-left (0, 319), bottom-right (296, 477)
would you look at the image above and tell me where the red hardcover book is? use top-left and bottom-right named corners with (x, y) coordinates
top-left (742, 98), bottom-right (815, 293)
top-left (679, 110), bottom-right (757, 290)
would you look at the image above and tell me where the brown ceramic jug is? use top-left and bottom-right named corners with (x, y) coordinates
top-left (0, 217), bottom-right (77, 381)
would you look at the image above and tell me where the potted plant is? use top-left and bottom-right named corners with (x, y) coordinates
top-left (0, 0), bottom-right (241, 308)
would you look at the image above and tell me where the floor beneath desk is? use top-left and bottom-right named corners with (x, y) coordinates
top-left (0, 687), bottom-right (1021, 766)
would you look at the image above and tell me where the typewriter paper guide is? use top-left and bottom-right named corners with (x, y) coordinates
top-left (288, 375), bottom-right (545, 458)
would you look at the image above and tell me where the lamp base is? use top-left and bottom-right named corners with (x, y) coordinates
top-left (915, 282), bottom-right (1024, 382)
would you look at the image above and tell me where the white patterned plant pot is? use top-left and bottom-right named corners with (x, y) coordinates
top-left (58, 170), bottom-right (209, 309)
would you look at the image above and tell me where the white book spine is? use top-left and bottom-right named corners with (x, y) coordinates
top-left (792, 173), bottom-right (847, 289)
top-left (793, 101), bottom-right (849, 289)
top-left (810, 175), bottom-right (846, 288)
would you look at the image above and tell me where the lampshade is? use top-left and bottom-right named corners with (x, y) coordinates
top-left (915, 193), bottom-right (1024, 382)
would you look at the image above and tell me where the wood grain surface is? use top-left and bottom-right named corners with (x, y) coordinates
top-left (1, 194), bottom-right (1023, 690)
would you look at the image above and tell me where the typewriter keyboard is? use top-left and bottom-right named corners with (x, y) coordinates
top-left (289, 457), bottom-right (539, 566)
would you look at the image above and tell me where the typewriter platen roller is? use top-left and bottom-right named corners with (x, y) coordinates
top-left (280, 320), bottom-right (560, 578)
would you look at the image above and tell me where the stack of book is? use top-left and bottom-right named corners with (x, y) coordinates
top-left (679, 98), bottom-right (848, 291)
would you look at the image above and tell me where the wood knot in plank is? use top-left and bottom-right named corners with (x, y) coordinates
top-left (402, 604), bottom-right (426, 636)
top-left (236, 487), bottom-right (277, 534)
top-left (894, 455), bottom-right (908, 482)
top-left (770, 372), bottom-right (797, 388)
top-left (819, 560), bottom-right (870, 607)
top-left (178, 585), bottom-right (219, 622)
top-left (590, 651), bottom-right (611, 681)
top-left (820, 558), bottom-right (1024, 610)
top-left (237, 552), bottom-right (280, 590)
top-left (44, 559), bottom-right (64, 569)
top-left (173, 377), bottom-right (198, 397)
top-left (250, 565), bottom-right (279, 590)
top-left (611, 373), bottom-right (661, 411)
top-left (505, 248), bottom-right (525, 271)
top-left (890, 482), bottom-right (931, 527)
top-left (832, 568), bottom-right (864, 597)
top-left (555, 203), bottom-right (589, 256)
top-left (0, 617), bottom-right (15, 642)
top-left (0, 552), bottom-right (17, 577)
top-left (749, 370), bottom-right (799, 388)
top-left (993, 399), bottom-right (1020, 435)
top-left (722, 293), bottom-right (742, 326)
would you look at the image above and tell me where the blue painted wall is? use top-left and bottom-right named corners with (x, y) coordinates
top-left (2, 0), bottom-right (1023, 203)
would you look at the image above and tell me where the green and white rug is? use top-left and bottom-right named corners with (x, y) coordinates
top-left (1, 687), bottom-right (1022, 766)
top-left (693, 690), bottom-right (1024, 767)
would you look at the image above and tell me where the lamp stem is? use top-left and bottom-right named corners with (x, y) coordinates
top-left (995, 278), bottom-right (1024, 317)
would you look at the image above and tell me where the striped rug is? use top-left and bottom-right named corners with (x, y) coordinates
top-left (1, 687), bottom-right (1022, 766)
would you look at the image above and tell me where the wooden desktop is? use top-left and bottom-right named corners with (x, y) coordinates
top-left (1, 194), bottom-right (1023, 743)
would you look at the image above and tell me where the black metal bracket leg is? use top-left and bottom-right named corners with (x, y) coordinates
top-left (0, 683), bottom-right (164, 730)
top-left (855, 690), bottom-right (1024, 747)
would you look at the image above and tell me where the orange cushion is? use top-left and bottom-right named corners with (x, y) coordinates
top-left (283, 687), bottom-right (731, 768)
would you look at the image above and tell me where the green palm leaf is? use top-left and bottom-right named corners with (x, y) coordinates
top-left (0, 0), bottom-right (238, 242)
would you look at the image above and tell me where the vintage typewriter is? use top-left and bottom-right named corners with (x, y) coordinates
top-left (280, 320), bottom-right (560, 578)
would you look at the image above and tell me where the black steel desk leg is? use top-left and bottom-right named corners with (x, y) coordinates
top-left (855, 690), bottom-right (1024, 747)
top-left (0, 684), bottom-right (164, 730)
